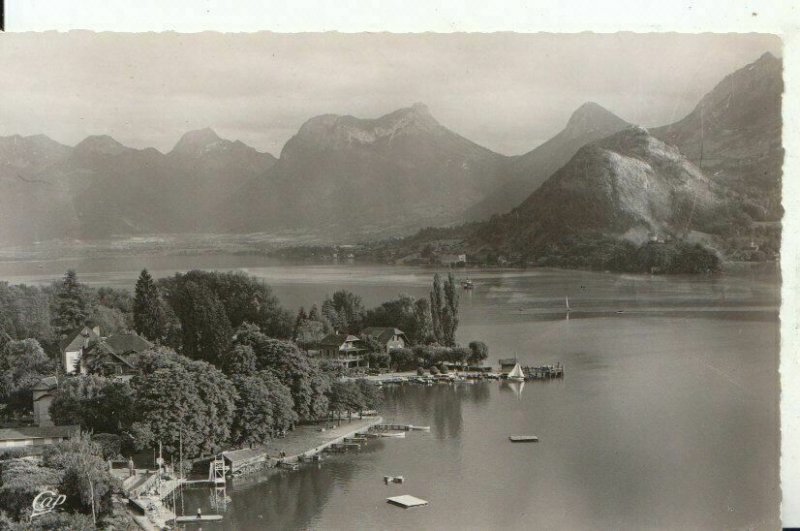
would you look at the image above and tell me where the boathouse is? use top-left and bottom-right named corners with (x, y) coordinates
top-left (222, 446), bottom-right (270, 475)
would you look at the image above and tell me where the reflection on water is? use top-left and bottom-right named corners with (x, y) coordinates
top-left (0, 257), bottom-right (779, 529)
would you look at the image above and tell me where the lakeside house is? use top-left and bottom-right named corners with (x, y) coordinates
top-left (61, 328), bottom-right (152, 375)
top-left (361, 327), bottom-right (408, 353)
top-left (83, 332), bottom-right (153, 375)
top-left (61, 326), bottom-right (100, 374)
top-left (318, 333), bottom-right (367, 368)
top-left (0, 425), bottom-right (79, 449)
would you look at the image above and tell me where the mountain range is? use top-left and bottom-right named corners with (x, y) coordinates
top-left (0, 52), bottom-right (782, 256)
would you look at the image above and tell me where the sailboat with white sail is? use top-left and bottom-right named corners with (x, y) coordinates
top-left (507, 362), bottom-right (526, 382)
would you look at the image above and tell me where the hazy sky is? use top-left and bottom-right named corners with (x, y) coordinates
top-left (0, 32), bottom-right (781, 156)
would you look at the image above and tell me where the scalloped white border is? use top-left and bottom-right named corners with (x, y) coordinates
top-left (3, 0), bottom-right (799, 526)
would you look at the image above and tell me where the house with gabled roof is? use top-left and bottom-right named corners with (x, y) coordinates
top-left (82, 331), bottom-right (153, 376)
top-left (61, 326), bottom-right (100, 374)
top-left (317, 333), bottom-right (367, 368)
top-left (361, 327), bottom-right (408, 352)
top-left (61, 327), bottom-right (152, 375)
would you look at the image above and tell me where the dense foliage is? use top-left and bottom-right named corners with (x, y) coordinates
top-left (160, 270), bottom-right (293, 339)
top-left (129, 348), bottom-right (236, 457)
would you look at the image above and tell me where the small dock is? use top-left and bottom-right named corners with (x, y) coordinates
top-left (522, 364), bottom-right (564, 380)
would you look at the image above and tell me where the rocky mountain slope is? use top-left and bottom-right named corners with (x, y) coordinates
top-left (651, 52), bottom-right (783, 220)
top-left (465, 102), bottom-right (630, 220)
top-left (222, 103), bottom-right (510, 236)
top-left (470, 127), bottom-right (725, 251)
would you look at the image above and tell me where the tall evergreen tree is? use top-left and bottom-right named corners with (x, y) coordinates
top-left (442, 272), bottom-right (460, 346)
top-left (430, 274), bottom-right (444, 344)
top-left (429, 273), bottom-right (459, 346)
top-left (133, 269), bottom-right (167, 341)
top-left (413, 298), bottom-right (433, 344)
top-left (173, 281), bottom-right (233, 366)
top-left (52, 270), bottom-right (91, 337)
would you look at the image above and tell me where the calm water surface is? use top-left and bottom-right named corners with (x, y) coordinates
top-left (0, 257), bottom-right (780, 529)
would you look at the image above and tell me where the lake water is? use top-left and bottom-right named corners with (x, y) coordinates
top-left (0, 257), bottom-right (781, 529)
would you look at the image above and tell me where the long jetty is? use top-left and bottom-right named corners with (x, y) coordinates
top-left (223, 416), bottom-right (384, 475)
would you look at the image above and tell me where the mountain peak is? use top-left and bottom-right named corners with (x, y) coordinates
top-left (171, 128), bottom-right (224, 155)
top-left (290, 104), bottom-right (444, 153)
top-left (74, 135), bottom-right (129, 156)
top-left (564, 102), bottom-right (628, 135)
top-left (410, 102), bottom-right (430, 115)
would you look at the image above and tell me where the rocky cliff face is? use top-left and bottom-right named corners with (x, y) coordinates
top-left (470, 127), bottom-right (726, 250)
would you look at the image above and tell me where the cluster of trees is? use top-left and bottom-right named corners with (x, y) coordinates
top-left (47, 332), bottom-right (381, 459)
top-left (0, 433), bottom-right (127, 529)
top-left (0, 338), bottom-right (54, 416)
top-left (527, 236), bottom-right (721, 274)
top-left (1, 267), bottom-right (482, 453)
top-left (0, 272), bottom-right (133, 357)
top-left (389, 341), bottom-right (488, 371)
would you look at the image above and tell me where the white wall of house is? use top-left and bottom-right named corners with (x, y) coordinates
top-left (386, 335), bottom-right (405, 351)
top-left (0, 436), bottom-right (68, 448)
top-left (64, 349), bottom-right (82, 374)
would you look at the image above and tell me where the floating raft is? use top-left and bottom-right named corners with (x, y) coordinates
top-left (509, 435), bottom-right (539, 442)
top-left (387, 495), bottom-right (429, 508)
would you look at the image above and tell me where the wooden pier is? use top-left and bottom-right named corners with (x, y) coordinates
top-left (372, 424), bottom-right (431, 432)
top-left (522, 364), bottom-right (564, 380)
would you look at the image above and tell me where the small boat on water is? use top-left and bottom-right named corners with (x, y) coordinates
top-left (509, 435), bottom-right (539, 443)
top-left (461, 279), bottom-right (474, 289)
top-left (507, 362), bottom-right (526, 382)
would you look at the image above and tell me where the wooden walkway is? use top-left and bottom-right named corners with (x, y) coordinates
top-left (224, 416), bottom-right (383, 475)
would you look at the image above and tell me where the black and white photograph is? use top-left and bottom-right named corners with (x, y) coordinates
top-left (0, 9), bottom-right (791, 530)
